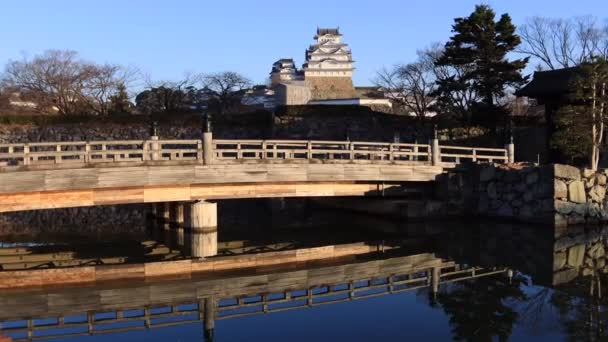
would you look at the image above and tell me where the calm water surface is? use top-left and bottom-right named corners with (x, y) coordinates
top-left (1, 210), bottom-right (606, 341)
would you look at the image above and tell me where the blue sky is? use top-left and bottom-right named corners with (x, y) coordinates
top-left (1, 0), bottom-right (607, 86)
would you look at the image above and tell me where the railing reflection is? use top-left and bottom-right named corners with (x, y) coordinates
top-left (0, 254), bottom-right (509, 341)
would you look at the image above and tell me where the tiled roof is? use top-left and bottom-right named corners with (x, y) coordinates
top-left (516, 67), bottom-right (581, 98)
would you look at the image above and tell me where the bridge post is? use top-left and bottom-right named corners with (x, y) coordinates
top-left (149, 136), bottom-right (160, 161)
top-left (170, 202), bottom-right (185, 248)
top-left (202, 296), bottom-right (216, 341)
top-left (505, 137), bottom-right (515, 164)
top-left (203, 132), bottom-right (214, 165)
top-left (431, 266), bottom-right (440, 294)
top-left (430, 138), bottom-right (440, 166)
top-left (185, 200), bottom-right (218, 258)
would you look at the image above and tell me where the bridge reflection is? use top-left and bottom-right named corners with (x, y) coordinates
top-left (0, 252), bottom-right (509, 341)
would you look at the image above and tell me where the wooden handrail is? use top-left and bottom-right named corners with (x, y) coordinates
top-left (0, 138), bottom-right (509, 168)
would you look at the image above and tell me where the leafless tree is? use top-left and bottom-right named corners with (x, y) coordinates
top-left (2, 50), bottom-right (139, 115)
top-left (518, 16), bottom-right (608, 70)
top-left (374, 50), bottom-right (436, 119)
top-left (82, 64), bottom-right (139, 115)
top-left (2, 50), bottom-right (87, 114)
top-left (202, 71), bottom-right (251, 115)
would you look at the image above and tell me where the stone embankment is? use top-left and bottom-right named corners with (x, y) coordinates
top-left (553, 226), bottom-right (608, 284)
top-left (0, 205), bottom-right (145, 237)
top-left (477, 163), bottom-right (608, 227)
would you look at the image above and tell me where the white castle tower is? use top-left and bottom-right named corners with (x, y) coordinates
top-left (302, 28), bottom-right (355, 79)
top-left (270, 27), bottom-right (391, 110)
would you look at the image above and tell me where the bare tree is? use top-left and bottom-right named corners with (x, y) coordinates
top-left (374, 49), bottom-right (436, 119)
top-left (202, 72), bottom-right (251, 115)
top-left (519, 16), bottom-right (608, 70)
top-left (2, 50), bottom-right (139, 115)
top-left (3, 50), bottom-right (88, 114)
top-left (82, 64), bottom-right (139, 115)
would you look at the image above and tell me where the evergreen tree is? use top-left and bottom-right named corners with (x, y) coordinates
top-left (435, 5), bottom-right (528, 126)
top-left (551, 58), bottom-right (608, 169)
top-left (109, 83), bottom-right (133, 115)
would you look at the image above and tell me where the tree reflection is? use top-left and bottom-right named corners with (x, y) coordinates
top-left (551, 272), bottom-right (608, 341)
top-left (430, 274), bottom-right (527, 341)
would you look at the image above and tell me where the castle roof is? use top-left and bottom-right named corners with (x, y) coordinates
top-left (316, 28), bottom-right (341, 36)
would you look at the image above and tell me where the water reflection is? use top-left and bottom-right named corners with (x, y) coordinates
top-left (2, 218), bottom-right (608, 341)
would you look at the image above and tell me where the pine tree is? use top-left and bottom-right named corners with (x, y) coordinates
top-left (109, 83), bottom-right (133, 115)
top-left (435, 4), bottom-right (528, 126)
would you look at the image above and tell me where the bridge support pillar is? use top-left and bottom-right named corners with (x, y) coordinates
top-left (203, 132), bottom-right (213, 165)
top-left (170, 202), bottom-right (185, 248)
top-left (505, 142), bottom-right (515, 164)
top-left (431, 266), bottom-right (440, 294)
top-left (430, 138), bottom-right (440, 166)
top-left (185, 200), bottom-right (218, 258)
top-left (202, 296), bottom-right (216, 341)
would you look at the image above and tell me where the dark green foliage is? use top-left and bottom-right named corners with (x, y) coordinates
top-left (551, 105), bottom-right (593, 164)
top-left (435, 4), bottom-right (528, 125)
top-left (108, 83), bottom-right (134, 116)
top-left (436, 276), bottom-right (527, 342)
top-left (135, 87), bottom-right (188, 115)
top-left (550, 58), bottom-right (608, 166)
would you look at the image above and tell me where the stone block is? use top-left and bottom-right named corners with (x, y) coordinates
top-left (568, 214), bottom-right (586, 225)
top-left (553, 267), bottom-right (579, 285)
top-left (586, 177), bottom-right (596, 189)
top-left (583, 168), bottom-right (595, 178)
top-left (573, 203), bottom-right (588, 216)
top-left (554, 251), bottom-right (567, 270)
top-left (526, 171), bottom-right (539, 185)
top-left (589, 243), bottom-right (605, 259)
top-left (479, 166), bottom-right (496, 182)
top-left (523, 190), bottom-right (535, 202)
top-left (497, 204), bottom-right (514, 217)
top-left (487, 182), bottom-right (498, 199)
top-left (589, 185), bottom-right (606, 203)
top-left (567, 244), bottom-right (586, 267)
top-left (568, 181), bottom-right (586, 203)
top-left (555, 236), bottom-right (575, 250)
top-left (555, 200), bottom-right (575, 215)
top-left (589, 203), bottom-right (602, 218)
top-left (554, 164), bottom-right (581, 180)
top-left (555, 180), bottom-right (568, 199)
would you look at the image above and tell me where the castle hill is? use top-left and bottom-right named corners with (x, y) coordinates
top-left (1, 2), bottom-right (608, 341)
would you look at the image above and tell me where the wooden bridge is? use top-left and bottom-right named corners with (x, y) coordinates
top-left (0, 135), bottom-right (512, 257)
top-left (0, 253), bottom-right (510, 341)
top-left (0, 136), bottom-right (512, 212)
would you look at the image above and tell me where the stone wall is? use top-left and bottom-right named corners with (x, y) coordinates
top-left (553, 225), bottom-right (608, 284)
top-left (305, 77), bottom-right (358, 100)
top-left (476, 163), bottom-right (608, 227)
top-left (0, 205), bottom-right (146, 236)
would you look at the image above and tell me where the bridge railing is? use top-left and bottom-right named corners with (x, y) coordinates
top-left (439, 145), bottom-right (508, 163)
top-left (213, 139), bottom-right (431, 162)
top-left (0, 139), bottom-right (202, 166)
top-left (0, 137), bottom-right (512, 167)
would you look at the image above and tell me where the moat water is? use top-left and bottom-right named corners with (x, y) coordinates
top-left (1, 206), bottom-right (607, 341)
